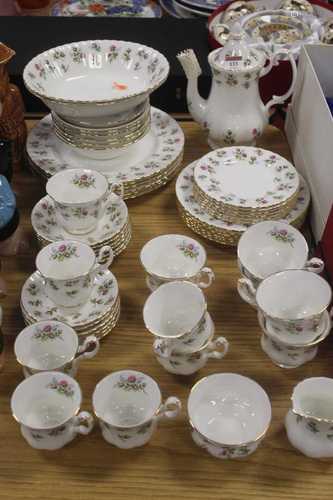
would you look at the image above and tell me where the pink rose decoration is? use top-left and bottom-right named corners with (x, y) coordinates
top-left (81, 174), bottom-right (88, 181)
top-left (128, 375), bottom-right (136, 383)
top-left (60, 380), bottom-right (68, 386)
top-left (43, 324), bottom-right (51, 332)
top-left (58, 244), bottom-right (66, 252)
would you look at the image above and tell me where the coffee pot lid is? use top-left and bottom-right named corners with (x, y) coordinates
top-left (211, 24), bottom-right (265, 72)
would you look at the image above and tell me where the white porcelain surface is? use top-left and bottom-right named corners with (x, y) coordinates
top-left (176, 162), bottom-right (310, 237)
top-left (14, 320), bottom-right (99, 378)
top-left (237, 220), bottom-right (324, 283)
top-left (286, 377), bottom-right (333, 458)
top-left (11, 372), bottom-right (93, 449)
top-left (143, 281), bottom-right (207, 345)
top-left (141, 234), bottom-right (214, 290)
top-left (93, 370), bottom-right (181, 448)
top-left (188, 373), bottom-right (271, 453)
top-left (24, 40), bottom-right (169, 127)
top-left (21, 268), bottom-right (119, 328)
top-left (177, 29), bottom-right (297, 147)
top-left (35, 240), bottom-right (113, 308)
top-left (260, 333), bottom-right (318, 368)
top-left (46, 169), bottom-right (113, 234)
top-left (26, 108), bottom-right (184, 184)
top-left (32, 193), bottom-right (128, 245)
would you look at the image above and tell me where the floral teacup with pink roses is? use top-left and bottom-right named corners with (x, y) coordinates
top-left (14, 320), bottom-right (100, 378)
top-left (93, 370), bottom-right (181, 449)
top-left (237, 221), bottom-right (324, 307)
top-left (140, 234), bottom-right (214, 292)
top-left (46, 168), bottom-right (123, 235)
top-left (35, 240), bottom-right (113, 308)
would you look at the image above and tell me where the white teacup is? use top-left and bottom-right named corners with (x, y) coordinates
top-left (92, 370), bottom-right (181, 449)
top-left (35, 240), bottom-right (114, 308)
top-left (143, 281), bottom-right (207, 354)
top-left (14, 320), bottom-right (100, 378)
top-left (46, 168), bottom-right (123, 234)
top-left (285, 377), bottom-right (333, 458)
top-left (11, 372), bottom-right (94, 450)
top-left (188, 373), bottom-right (272, 459)
top-left (140, 234), bottom-right (215, 291)
top-left (237, 221), bottom-right (324, 289)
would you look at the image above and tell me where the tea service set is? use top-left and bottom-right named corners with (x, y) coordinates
top-left (7, 35), bottom-right (333, 460)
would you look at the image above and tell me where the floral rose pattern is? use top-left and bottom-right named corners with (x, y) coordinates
top-left (177, 241), bottom-right (199, 259)
top-left (72, 173), bottom-right (96, 189)
top-left (269, 227), bottom-right (295, 246)
top-left (33, 323), bottom-right (63, 341)
top-left (50, 243), bottom-right (78, 261)
top-left (47, 377), bottom-right (75, 398)
top-left (115, 374), bottom-right (146, 392)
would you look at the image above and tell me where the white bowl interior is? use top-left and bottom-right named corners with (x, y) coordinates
top-left (36, 240), bottom-right (95, 280)
top-left (93, 370), bottom-right (161, 427)
top-left (140, 234), bottom-right (206, 279)
top-left (46, 169), bottom-right (108, 204)
top-left (188, 373), bottom-right (272, 445)
top-left (24, 40), bottom-right (169, 103)
top-left (11, 372), bottom-right (81, 429)
top-left (238, 221), bottom-right (308, 279)
top-left (292, 377), bottom-right (333, 420)
top-left (14, 321), bottom-right (78, 370)
top-left (143, 281), bottom-right (206, 338)
top-left (256, 270), bottom-right (332, 319)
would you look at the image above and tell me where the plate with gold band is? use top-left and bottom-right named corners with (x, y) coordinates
top-left (176, 161), bottom-right (310, 247)
top-left (26, 107), bottom-right (185, 200)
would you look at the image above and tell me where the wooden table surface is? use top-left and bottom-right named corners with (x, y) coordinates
top-left (0, 119), bottom-right (332, 500)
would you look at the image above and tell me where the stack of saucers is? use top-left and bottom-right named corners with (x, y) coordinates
top-left (31, 168), bottom-right (131, 257)
top-left (236, 221), bottom-right (332, 368)
top-left (21, 240), bottom-right (120, 339)
top-left (24, 40), bottom-right (184, 199)
top-left (176, 158), bottom-right (310, 246)
top-left (143, 281), bottom-right (229, 375)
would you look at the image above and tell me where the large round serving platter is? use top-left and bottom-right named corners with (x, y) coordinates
top-left (51, 0), bottom-right (162, 17)
top-left (26, 107), bottom-right (184, 200)
top-left (176, 161), bottom-right (310, 246)
top-left (193, 147), bottom-right (300, 224)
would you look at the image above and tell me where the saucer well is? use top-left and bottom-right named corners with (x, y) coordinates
top-left (21, 269), bottom-right (119, 329)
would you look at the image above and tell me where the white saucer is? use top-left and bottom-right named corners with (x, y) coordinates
top-left (26, 107), bottom-right (184, 198)
top-left (21, 269), bottom-right (119, 328)
top-left (32, 194), bottom-right (128, 246)
top-left (258, 310), bottom-right (331, 346)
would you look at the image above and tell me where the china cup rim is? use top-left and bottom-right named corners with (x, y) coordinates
top-left (256, 269), bottom-right (332, 321)
top-left (92, 370), bottom-right (162, 429)
top-left (11, 371), bottom-right (82, 429)
top-left (23, 40), bottom-right (170, 105)
top-left (14, 320), bottom-right (78, 369)
top-left (140, 234), bottom-right (207, 280)
top-left (46, 169), bottom-right (109, 206)
top-left (291, 377), bottom-right (333, 423)
top-left (188, 373), bottom-right (272, 446)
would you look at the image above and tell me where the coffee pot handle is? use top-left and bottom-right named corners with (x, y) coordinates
top-left (265, 50), bottom-right (297, 113)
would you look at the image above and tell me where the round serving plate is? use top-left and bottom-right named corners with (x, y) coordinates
top-left (176, 161), bottom-right (310, 246)
top-left (180, 0), bottom-right (227, 12)
top-left (51, 0), bottom-right (162, 17)
top-left (173, 0), bottom-right (212, 15)
top-left (159, 0), bottom-right (181, 16)
top-left (193, 147), bottom-right (299, 224)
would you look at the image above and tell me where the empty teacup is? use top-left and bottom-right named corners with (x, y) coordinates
top-left (237, 221), bottom-right (324, 289)
top-left (140, 234), bottom-right (214, 291)
top-left (35, 240), bottom-right (113, 308)
top-left (285, 377), bottom-right (333, 458)
top-left (143, 281), bottom-right (207, 354)
top-left (92, 370), bottom-right (181, 449)
top-left (188, 373), bottom-right (272, 459)
top-left (46, 168), bottom-right (122, 234)
top-left (14, 320), bottom-right (100, 378)
top-left (11, 372), bottom-right (94, 450)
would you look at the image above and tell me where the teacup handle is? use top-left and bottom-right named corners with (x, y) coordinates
top-left (72, 411), bottom-right (94, 436)
top-left (195, 267), bottom-right (215, 289)
top-left (204, 336), bottom-right (229, 360)
top-left (153, 338), bottom-right (173, 359)
top-left (75, 335), bottom-right (100, 364)
top-left (237, 277), bottom-right (257, 307)
top-left (155, 397), bottom-right (182, 421)
top-left (304, 257), bottom-right (324, 274)
top-left (108, 181), bottom-right (124, 199)
top-left (95, 245), bottom-right (114, 273)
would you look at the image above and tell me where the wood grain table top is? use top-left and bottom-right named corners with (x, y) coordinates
top-left (0, 119), bottom-right (332, 500)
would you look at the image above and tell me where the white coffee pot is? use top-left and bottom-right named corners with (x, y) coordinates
top-left (177, 25), bottom-right (297, 148)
